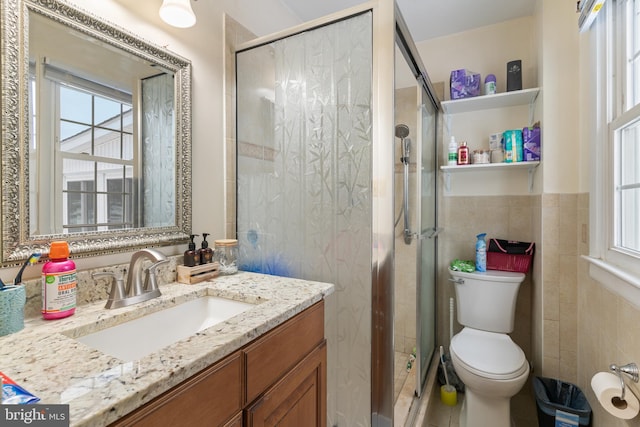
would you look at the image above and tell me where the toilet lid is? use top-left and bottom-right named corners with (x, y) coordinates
top-left (451, 328), bottom-right (527, 379)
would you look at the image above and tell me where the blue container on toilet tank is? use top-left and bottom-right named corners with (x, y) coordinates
top-left (476, 233), bottom-right (487, 272)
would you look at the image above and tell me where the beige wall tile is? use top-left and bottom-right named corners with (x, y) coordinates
top-left (437, 194), bottom-right (536, 358)
top-left (542, 245), bottom-right (560, 282)
top-left (542, 356), bottom-right (560, 378)
top-left (559, 306), bottom-right (577, 354)
top-left (559, 349), bottom-right (577, 383)
top-left (618, 298), bottom-right (640, 361)
top-left (542, 193), bottom-right (559, 208)
top-left (543, 319), bottom-right (560, 359)
top-left (544, 279), bottom-right (559, 321)
top-left (542, 206), bottom-right (560, 247)
top-left (559, 212), bottom-right (578, 256)
top-left (224, 16), bottom-right (256, 239)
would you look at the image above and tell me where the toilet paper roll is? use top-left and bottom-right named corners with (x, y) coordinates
top-left (591, 371), bottom-right (640, 420)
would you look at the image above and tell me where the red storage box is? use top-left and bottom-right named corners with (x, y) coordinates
top-left (487, 239), bottom-right (535, 273)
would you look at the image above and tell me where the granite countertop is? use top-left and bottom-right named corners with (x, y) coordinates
top-left (0, 271), bottom-right (334, 426)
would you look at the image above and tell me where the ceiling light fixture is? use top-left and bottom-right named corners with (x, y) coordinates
top-left (159, 0), bottom-right (196, 29)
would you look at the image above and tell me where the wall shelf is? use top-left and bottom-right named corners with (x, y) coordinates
top-left (440, 161), bottom-right (540, 193)
top-left (441, 88), bottom-right (540, 115)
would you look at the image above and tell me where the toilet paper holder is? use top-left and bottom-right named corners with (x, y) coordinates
top-left (610, 362), bottom-right (639, 401)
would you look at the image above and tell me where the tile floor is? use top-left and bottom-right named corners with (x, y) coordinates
top-left (423, 378), bottom-right (540, 427)
top-left (395, 351), bottom-right (413, 403)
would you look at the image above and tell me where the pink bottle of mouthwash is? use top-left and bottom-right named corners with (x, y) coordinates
top-left (41, 241), bottom-right (76, 320)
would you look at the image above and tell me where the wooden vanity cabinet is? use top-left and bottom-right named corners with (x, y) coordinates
top-left (109, 301), bottom-right (325, 427)
top-left (245, 341), bottom-right (326, 427)
top-left (244, 301), bottom-right (326, 427)
top-left (110, 352), bottom-right (243, 427)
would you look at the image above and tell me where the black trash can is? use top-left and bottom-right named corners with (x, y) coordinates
top-left (533, 376), bottom-right (592, 427)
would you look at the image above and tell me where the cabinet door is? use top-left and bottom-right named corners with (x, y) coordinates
top-left (246, 341), bottom-right (326, 427)
top-left (244, 301), bottom-right (324, 405)
top-left (223, 412), bottom-right (242, 427)
top-left (110, 352), bottom-right (242, 427)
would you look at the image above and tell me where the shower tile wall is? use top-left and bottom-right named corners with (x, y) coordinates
top-left (437, 195), bottom-right (535, 361)
top-left (224, 15), bottom-right (255, 237)
top-left (395, 86), bottom-right (418, 357)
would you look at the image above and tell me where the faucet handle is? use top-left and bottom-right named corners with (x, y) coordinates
top-left (145, 259), bottom-right (169, 292)
top-left (92, 272), bottom-right (126, 309)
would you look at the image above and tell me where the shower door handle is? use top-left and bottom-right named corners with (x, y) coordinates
top-left (420, 227), bottom-right (443, 239)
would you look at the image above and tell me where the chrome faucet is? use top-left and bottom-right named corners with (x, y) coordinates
top-left (92, 249), bottom-right (169, 309)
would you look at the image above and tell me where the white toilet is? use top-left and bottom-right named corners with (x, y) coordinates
top-left (449, 268), bottom-right (529, 427)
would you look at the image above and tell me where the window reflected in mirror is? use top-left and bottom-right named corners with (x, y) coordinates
top-left (28, 11), bottom-right (176, 236)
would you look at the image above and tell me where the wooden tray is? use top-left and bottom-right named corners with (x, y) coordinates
top-left (176, 262), bottom-right (220, 284)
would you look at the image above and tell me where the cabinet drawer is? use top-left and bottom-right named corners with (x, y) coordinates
top-left (244, 301), bottom-right (324, 404)
top-left (111, 351), bottom-right (243, 427)
top-left (245, 341), bottom-right (327, 427)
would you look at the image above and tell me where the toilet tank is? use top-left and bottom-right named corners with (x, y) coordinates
top-left (449, 268), bottom-right (526, 333)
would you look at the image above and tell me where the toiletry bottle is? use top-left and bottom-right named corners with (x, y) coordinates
top-left (484, 74), bottom-right (497, 95)
top-left (184, 234), bottom-right (199, 267)
top-left (475, 233), bottom-right (487, 272)
top-left (41, 241), bottom-right (76, 320)
top-left (457, 142), bottom-right (469, 165)
top-left (448, 136), bottom-right (458, 166)
top-left (200, 233), bottom-right (214, 264)
top-left (507, 60), bottom-right (522, 92)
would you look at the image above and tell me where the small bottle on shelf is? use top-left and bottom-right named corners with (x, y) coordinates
top-left (448, 136), bottom-right (458, 166)
top-left (457, 142), bottom-right (469, 165)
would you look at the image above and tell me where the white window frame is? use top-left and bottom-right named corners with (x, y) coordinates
top-left (32, 60), bottom-right (138, 235)
top-left (588, 0), bottom-right (640, 300)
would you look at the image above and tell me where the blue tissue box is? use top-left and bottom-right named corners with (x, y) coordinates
top-left (450, 69), bottom-right (481, 100)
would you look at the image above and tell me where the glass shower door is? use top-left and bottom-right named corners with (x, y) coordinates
top-left (395, 12), bottom-right (439, 399)
top-left (236, 11), bottom-right (374, 427)
top-left (416, 82), bottom-right (438, 395)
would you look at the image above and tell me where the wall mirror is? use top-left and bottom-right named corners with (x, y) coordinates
top-left (1, 0), bottom-right (192, 265)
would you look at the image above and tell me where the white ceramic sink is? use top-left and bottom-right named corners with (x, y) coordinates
top-left (76, 296), bottom-right (255, 361)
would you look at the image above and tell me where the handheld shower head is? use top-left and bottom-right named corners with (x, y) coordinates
top-left (395, 124), bottom-right (411, 164)
top-left (395, 124), bottom-right (410, 140)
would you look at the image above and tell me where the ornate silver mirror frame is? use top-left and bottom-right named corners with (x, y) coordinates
top-left (0, 0), bottom-right (192, 265)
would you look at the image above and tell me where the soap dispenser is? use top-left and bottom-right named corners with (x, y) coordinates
top-left (200, 233), bottom-right (214, 264)
top-left (184, 234), bottom-right (200, 267)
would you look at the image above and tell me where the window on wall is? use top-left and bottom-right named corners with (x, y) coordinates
top-left (598, 0), bottom-right (640, 277)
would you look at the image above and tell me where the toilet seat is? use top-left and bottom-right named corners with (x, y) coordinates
top-left (451, 328), bottom-right (528, 380)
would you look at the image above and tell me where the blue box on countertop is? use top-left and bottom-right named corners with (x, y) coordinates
top-left (523, 124), bottom-right (541, 161)
top-left (450, 69), bottom-right (481, 99)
